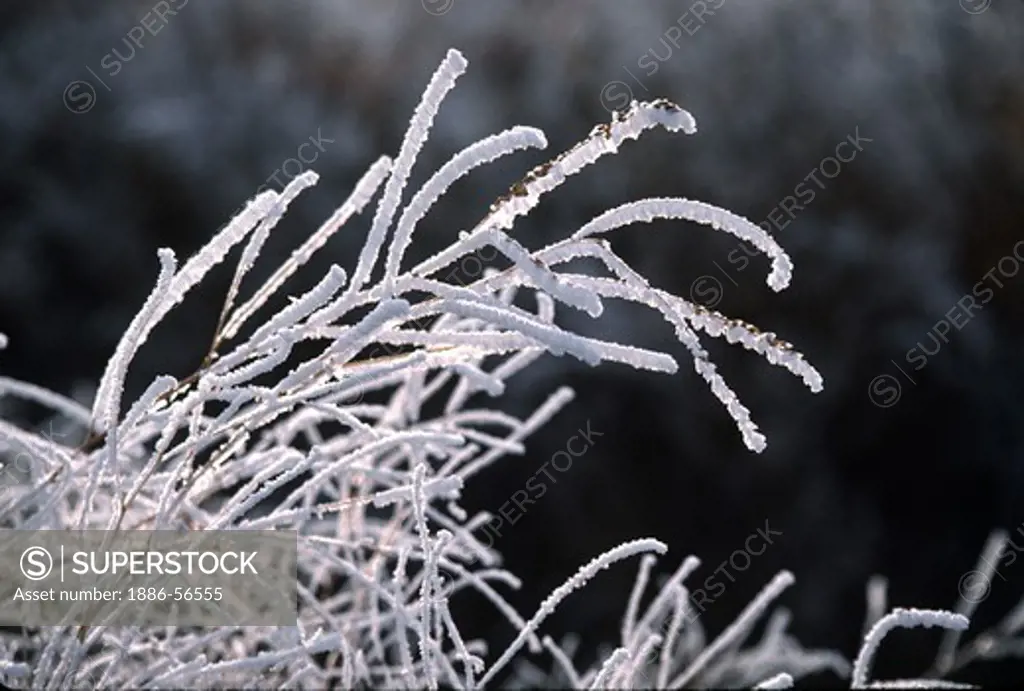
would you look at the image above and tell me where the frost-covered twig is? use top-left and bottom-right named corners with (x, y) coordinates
top-left (0, 46), bottom-right (831, 690)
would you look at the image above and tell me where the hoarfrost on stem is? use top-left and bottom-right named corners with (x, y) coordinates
top-left (11, 46), bottom-right (1003, 691)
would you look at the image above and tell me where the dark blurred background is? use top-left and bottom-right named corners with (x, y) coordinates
top-left (2, 0), bottom-right (1024, 686)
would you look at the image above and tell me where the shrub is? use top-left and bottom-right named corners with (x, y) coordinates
top-left (0, 47), bottom-right (1017, 690)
